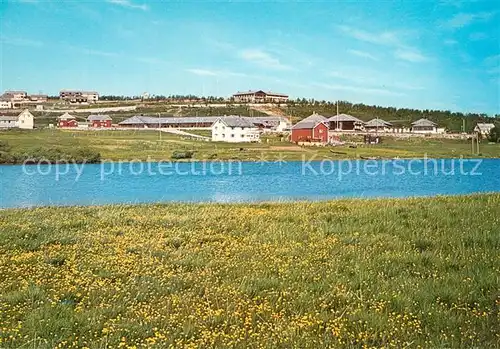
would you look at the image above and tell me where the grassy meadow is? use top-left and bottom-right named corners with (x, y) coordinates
top-left (0, 129), bottom-right (498, 163)
top-left (0, 194), bottom-right (499, 348)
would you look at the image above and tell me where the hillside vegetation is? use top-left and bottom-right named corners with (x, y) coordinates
top-left (3, 98), bottom-right (498, 131)
top-left (0, 194), bottom-right (499, 348)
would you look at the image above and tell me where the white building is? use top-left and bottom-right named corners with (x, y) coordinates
top-left (0, 116), bottom-right (18, 128)
top-left (411, 118), bottom-right (445, 134)
top-left (0, 100), bottom-right (12, 109)
top-left (474, 123), bottom-right (495, 137)
top-left (211, 116), bottom-right (260, 143)
top-left (59, 90), bottom-right (99, 103)
top-left (0, 109), bottom-right (34, 129)
top-left (232, 90), bottom-right (289, 103)
top-left (365, 118), bottom-right (393, 132)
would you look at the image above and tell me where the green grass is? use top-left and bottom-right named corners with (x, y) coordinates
top-left (0, 129), bottom-right (498, 163)
top-left (0, 194), bottom-right (499, 348)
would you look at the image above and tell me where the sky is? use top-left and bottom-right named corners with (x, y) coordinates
top-left (0, 0), bottom-right (499, 114)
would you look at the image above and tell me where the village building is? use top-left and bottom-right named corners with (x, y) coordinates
top-left (118, 115), bottom-right (289, 132)
top-left (17, 109), bottom-right (35, 129)
top-left (60, 90), bottom-right (99, 104)
top-left (328, 114), bottom-right (365, 131)
top-left (0, 115), bottom-right (19, 128)
top-left (0, 99), bottom-right (12, 109)
top-left (211, 116), bottom-right (260, 143)
top-left (58, 112), bottom-right (78, 128)
top-left (232, 90), bottom-right (289, 103)
top-left (4, 91), bottom-right (28, 100)
top-left (290, 113), bottom-right (329, 144)
top-left (29, 94), bottom-right (48, 103)
top-left (119, 116), bottom-right (219, 129)
top-left (250, 116), bottom-right (291, 132)
top-left (88, 115), bottom-right (112, 128)
top-left (365, 118), bottom-right (393, 132)
top-left (0, 109), bottom-right (34, 129)
top-left (411, 118), bottom-right (444, 134)
top-left (474, 123), bottom-right (495, 137)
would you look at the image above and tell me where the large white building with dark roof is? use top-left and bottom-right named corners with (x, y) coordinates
top-left (211, 116), bottom-right (260, 142)
top-left (232, 90), bottom-right (288, 103)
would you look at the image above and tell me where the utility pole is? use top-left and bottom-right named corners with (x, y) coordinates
top-left (336, 100), bottom-right (339, 131)
top-left (158, 112), bottom-right (161, 141)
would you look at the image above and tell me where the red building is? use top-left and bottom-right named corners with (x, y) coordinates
top-left (291, 113), bottom-right (329, 143)
top-left (87, 114), bottom-right (112, 128)
top-left (58, 112), bottom-right (78, 128)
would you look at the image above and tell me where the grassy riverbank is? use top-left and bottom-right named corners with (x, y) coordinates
top-left (1, 194), bottom-right (499, 348)
top-left (0, 129), bottom-right (498, 163)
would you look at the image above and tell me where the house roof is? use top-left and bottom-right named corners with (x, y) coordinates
top-left (119, 116), bottom-right (221, 125)
top-left (365, 118), bottom-right (392, 127)
top-left (292, 113), bottom-right (329, 130)
top-left (216, 116), bottom-right (256, 128)
top-left (475, 123), bottom-right (495, 131)
top-left (5, 90), bottom-right (27, 94)
top-left (233, 90), bottom-right (288, 97)
top-left (58, 112), bottom-right (75, 120)
top-left (18, 110), bottom-right (34, 118)
top-left (0, 115), bottom-right (18, 121)
top-left (118, 115), bottom-right (289, 128)
top-left (61, 90), bottom-right (98, 94)
top-left (249, 116), bottom-right (290, 127)
top-left (411, 118), bottom-right (437, 127)
top-left (88, 114), bottom-right (112, 121)
top-left (327, 113), bottom-right (364, 123)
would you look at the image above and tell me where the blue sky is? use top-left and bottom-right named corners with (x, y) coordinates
top-left (0, 0), bottom-right (499, 114)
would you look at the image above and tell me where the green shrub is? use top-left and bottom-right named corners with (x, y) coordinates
top-left (171, 150), bottom-right (194, 160)
top-left (488, 125), bottom-right (500, 143)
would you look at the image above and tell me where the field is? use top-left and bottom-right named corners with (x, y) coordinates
top-left (0, 129), bottom-right (498, 163)
top-left (0, 194), bottom-right (499, 348)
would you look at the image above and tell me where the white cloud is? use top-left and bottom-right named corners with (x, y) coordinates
top-left (239, 49), bottom-right (292, 71)
top-left (328, 68), bottom-right (424, 91)
top-left (186, 69), bottom-right (251, 78)
top-left (82, 49), bottom-right (120, 57)
top-left (313, 82), bottom-right (405, 97)
top-left (186, 69), bottom-right (218, 76)
top-left (107, 0), bottom-right (148, 11)
top-left (0, 36), bottom-right (43, 47)
top-left (337, 25), bottom-right (428, 64)
top-left (488, 66), bottom-right (500, 75)
top-left (394, 48), bottom-right (429, 63)
top-left (337, 25), bottom-right (401, 46)
top-left (347, 49), bottom-right (378, 61)
top-left (469, 32), bottom-right (488, 41)
top-left (444, 39), bottom-right (458, 45)
top-left (445, 12), bottom-right (495, 29)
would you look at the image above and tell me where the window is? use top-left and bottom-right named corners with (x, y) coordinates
top-left (231, 134), bottom-right (234, 138)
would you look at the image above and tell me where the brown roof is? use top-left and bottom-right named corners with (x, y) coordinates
top-left (233, 90), bottom-right (288, 97)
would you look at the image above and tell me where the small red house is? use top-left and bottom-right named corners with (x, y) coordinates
top-left (87, 114), bottom-right (112, 128)
top-left (291, 113), bottom-right (329, 143)
top-left (58, 112), bottom-right (78, 128)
